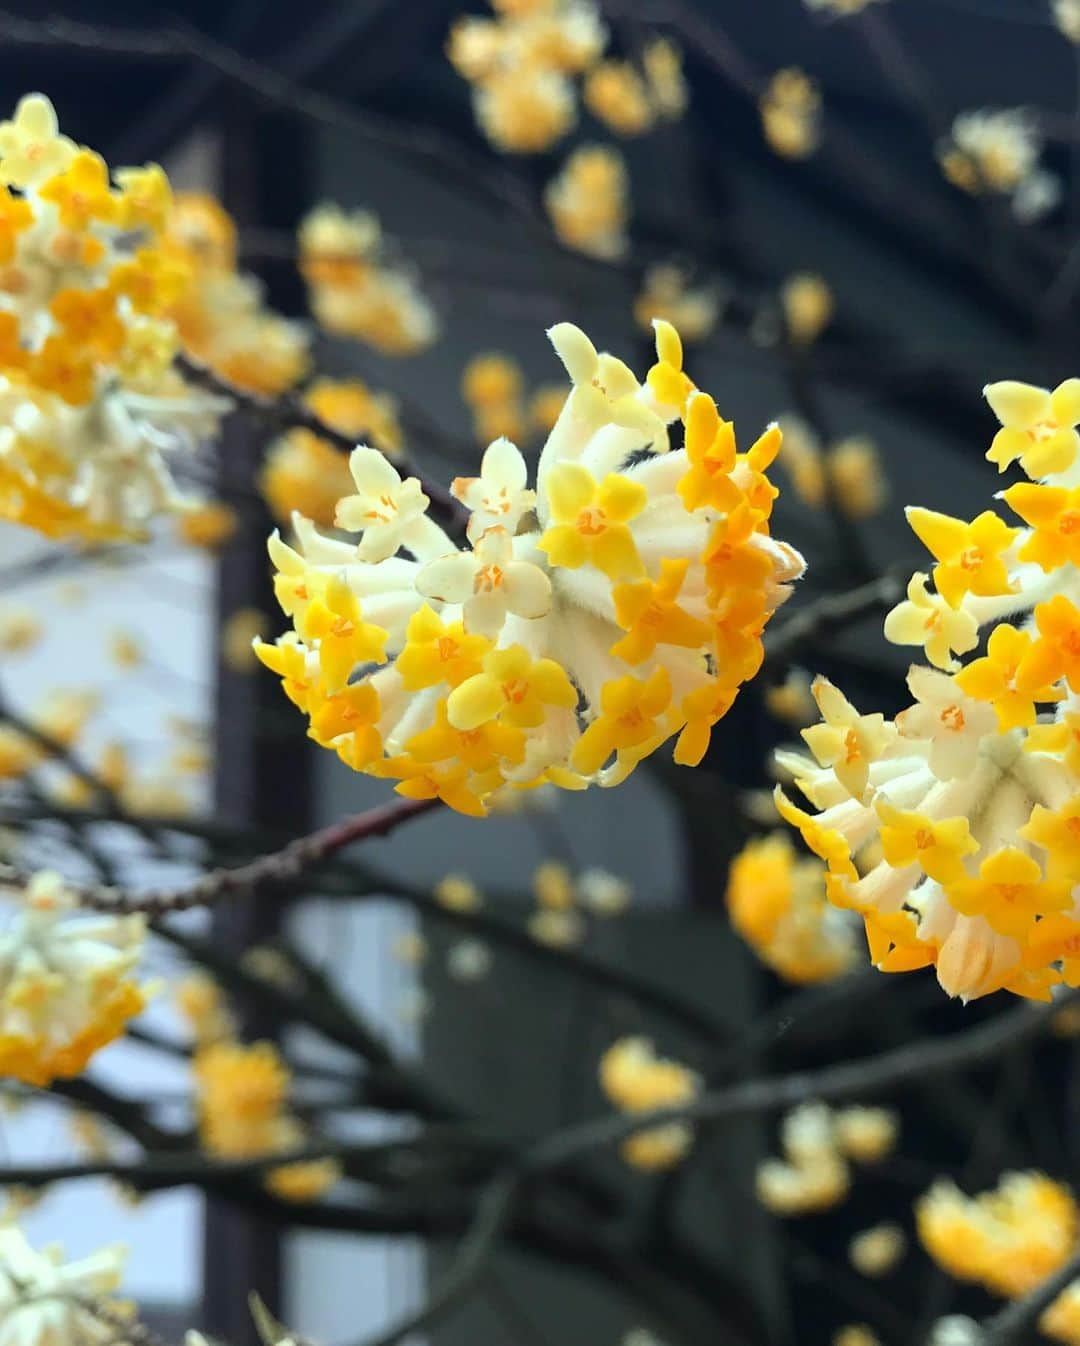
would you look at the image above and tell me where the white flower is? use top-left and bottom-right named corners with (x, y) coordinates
top-left (335, 448), bottom-right (432, 562)
top-left (578, 868), bottom-right (631, 914)
top-left (452, 436), bottom-right (537, 542)
top-left (417, 525), bottom-right (551, 636)
top-left (1054, 0), bottom-right (1080, 42)
top-left (0, 1226), bottom-right (126, 1346)
top-left (446, 939), bottom-right (492, 981)
top-left (0, 94), bottom-right (76, 189)
top-left (896, 666), bottom-right (998, 780)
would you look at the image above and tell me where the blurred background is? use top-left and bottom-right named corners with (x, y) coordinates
top-left (1, 2), bottom-right (1079, 1345)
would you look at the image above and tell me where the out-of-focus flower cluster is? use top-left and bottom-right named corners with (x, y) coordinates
top-left (776, 375), bottom-right (1080, 1002)
top-left (756, 1101), bottom-right (898, 1215)
top-left (938, 109), bottom-right (1060, 223)
top-left (545, 144), bottom-right (629, 258)
top-left (0, 1225), bottom-right (128, 1346)
top-left (447, 0), bottom-right (686, 154)
top-left (634, 265), bottom-right (721, 344)
top-left (261, 377), bottom-right (404, 529)
top-left (0, 871), bottom-right (146, 1087)
top-left (726, 832), bottom-right (859, 983)
top-left (0, 94), bottom-right (226, 541)
top-left (760, 70), bottom-right (821, 160)
top-left (918, 1172), bottom-right (1080, 1344)
top-left (778, 414), bottom-right (887, 520)
top-left (599, 1036), bottom-right (700, 1170)
top-left (462, 352), bottom-right (566, 447)
top-left (298, 204), bottom-right (437, 355)
top-left (164, 191), bottom-right (309, 396)
top-left (257, 319), bottom-right (804, 816)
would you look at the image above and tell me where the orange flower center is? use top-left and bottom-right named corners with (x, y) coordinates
top-left (436, 637), bottom-right (459, 662)
top-left (576, 506), bottom-right (608, 536)
top-left (474, 564), bottom-right (504, 593)
top-left (940, 704), bottom-right (965, 731)
top-left (501, 677), bottom-right (529, 704)
top-left (1060, 510), bottom-right (1080, 536)
top-left (958, 546), bottom-right (984, 572)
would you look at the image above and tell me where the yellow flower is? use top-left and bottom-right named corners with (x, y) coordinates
top-left (760, 69), bottom-right (821, 159)
top-left (115, 163), bottom-right (172, 233)
top-left (396, 606), bottom-right (492, 691)
top-left (176, 501), bottom-right (238, 550)
top-left (448, 644), bottom-right (577, 730)
top-left (195, 1039), bottom-right (289, 1156)
top-left (0, 185), bottom-right (32, 263)
top-left (883, 572), bottom-right (979, 672)
top-left (404, 699), bottom-right (526, 774)
top-left (905, 506), bottom-right (1017, 609)
top-left (676, 391), bottom-right (741, 513)
top-left (985, 378), bottom-right (1080, 478)
top-left (781, 273), bottom-right (833, 344)
top-left (611, 558), bottom-right (710, 664)
top-left (954, 622), bottom-right (1062, 731)
top-left (299, 576), bottom-right (388, 693)
top-left (222, 608), bottom-right (269, 674)
top-left (572, 669), bottom-right (672, 775)
top-left (38, 149), bottom-right (118, 230)
top-left (584, 61), bottom-right (654, 137)
top-left (948, 847), bottom-right (1070, 939)
top-left (435, 874), bottom-right (482, 912)
top-left (538, 462), bottom-right (647, 579)
top-left (1019, 797), bottom-right (1080, 882)
top-left (0, 93), bottom-right (75, 188)
top-left (801, 676), bottom-right (896, 802)
top-left (1004, 481), bottom-right (1080, 572)
top-left (534, 861), bottom-right (575, 910)
top-left (544, 145), bottom-right (629, 258)
top-left (875, 802), bottom-right (977, 885)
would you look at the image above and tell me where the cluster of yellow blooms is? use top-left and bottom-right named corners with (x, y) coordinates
top-left (0, 686), bottom-right (97, 783)
top-left (163, 192), bottom-right (309, 397)
top-left (544, 145), bottom-right (629, 259)
top-left (598, 1036), bottom-right (700, 1170)
top-left (447, 0), bottom-right (685, 154)
top-left (261, 378), bottom-right (404, 529)
top-left (760, 70), bottom-right (822, 160)
top-left (257, 319), bottom-right (804, 816)
top-left (0, 871), bottom-right (146, 1087)
top-left (0, 94), bottom-right (226, 541)
top-left (938, 110), bottom-right (1059, 223)
top-left (778, 415), bottom-right (886, 519)
top-left (634, 265), bottom-right (720, 344)
top-left (298, 204), bottom-right (437, 356)
top-left (192, 1033), bottom-right (340, 1204)
top-left (726, 832), bottom-right (859, 983)
top-left (918, 1172), bottom-right (1080, 1344)
top-left (756, 1101), bottom-right (898, 1215)
top-left (462, 352), bottom-right (566, 446)
top-left (776, 376), bottom-right (1080, 1001)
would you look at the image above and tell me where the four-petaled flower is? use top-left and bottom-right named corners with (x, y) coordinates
top-left (335, 448), bottom-right (430, 562)
top-left (1004, 482), bottom-right (1080, 572)
top-left (0, 93), bottom-right (76, 188)
top-left (905, 506), bottom-right (1018, 609)
top-left (883, 572), bottom-right (980, 671)
top-left (38, 149), bottom-right (118, 230)
top-left (417, 526), bottom-right (551, 637)
top-left (448, 644), bottom-right (577, 731)
top-left (611, 557), bottom-right (710, 664)
top-left (954, 622), bottom-right (1063, 730)
top-left (801, 676), bottom-right (896, 801)
top-left (875, 802), bottom-right (978, 885)
top-left (895, 665), bottom-right (998, 779)
top-left (572, 669), bottom-right (672, 774)
top-left (395, 606), bottom-right (491, 690)
top-left (677, 390), bottom-right (741, 513)
top-left (948, 848), bottom-right (1070, 939)
top-left (985, 378), bottom-right (1080, 478)
top-left (299, 574), bottom-right (388, 693)
top-left (1019, 796), bottom-right (1080, 881)
top-left (452, 436), bottom-right (537, 542)
top-left (539, 462), bottom-right (647, 579)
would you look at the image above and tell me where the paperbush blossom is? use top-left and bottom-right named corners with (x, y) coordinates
top-left (0, 94), bottom-right (226, 540)
top-left (0, 1226), bottom-right (127, 1346)
top-left (849, 1224), bottom-right (906, 1278)
top-left (634, 264), bottom-right (720, 343)
top-left (256, 320), bottom-right (804, 816)
top-left (726, 832), bottom-right (859, 984)
top-left (938, 109), bottom-right (1060, 223)
top-left (544, 145), bottom-right (629, 259)
top-left (298, 204), bottom-right (437, 355)
top-left (194, 1038), bottom-right (341, 1203)
top-left (0, 871), bottom-right (146, 1086)
top-left (756, 1102), bottom-right (898, 1216)
top-left (775, 375), bottom-right (1080, 1002)
top-left (760, 70), bottom-right (822, 160)
top-left (918, 1171), bottom-right (1080, 1342)
top-left (599, 1036), bottom-right (700, 1169)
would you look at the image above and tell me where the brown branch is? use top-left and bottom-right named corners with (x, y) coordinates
top-left (0, 795), bottom-right (441, 915)
top-left (763, 571), bottom-right (905, 668)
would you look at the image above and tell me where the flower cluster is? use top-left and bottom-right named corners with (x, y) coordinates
top-left (598, 1036), bottom-right (700, 1169)
top-left (756, 1101), bottom-right (898, 1215)
top-left (448, 0), bottom-right (685, 154)
top-left (726, 832), bottom-right (859, 983)
top-left (0, 1226), bottom-right (128, 1346)
top-left (298, 204), bottom-right (437, 355)
top-left (256, 319), bottom-right (804, 816)
top-left (545, 145), bottom-right (629, 259)
top-left (462, 352), bottom-right (567, 446)
top-left (777, 414), bottom-right (887, 518)
top-left (261, 378), bottom-right (403, 528)
top-left (760, 70), bottom-right (822, 160)
top-left (1056, 0), bottom-right (1080, 42)
top-left (0, 871), bottom-right (146, 1086)
top-left (938, 110), bottom-right (1059, 223)
top-left (917, 1171), bottom-right (1080, 1340)
top-left (194, 1037), bottom-right (341, 1203)
top-left (164, 192), bottom-right (309, 396)
top-left (0, 94), bottom-right (226, 540)
top-left (634, 265), bottom-right (720, 344)
top-left (775, 375), bottom-right (1080, 1001)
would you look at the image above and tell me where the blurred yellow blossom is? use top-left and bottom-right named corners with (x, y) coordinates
top-left (634, 265), bottom-right (719, 343)
top-left (0, 608), bottom-right (40, 654)
top-left (545, 145), bottom-right (629, 259)
top-left (599, 1036), bottom-right (700, 1170)
top-left (761, 70), bottom-right (821, 159)
top-left (222, 607), bottom-right (269, 673)
top-left (849, 1224), bottom-right (906, 1277)
top-left (176, 501), bottom-right (238, 550)
top-left (938, 110), bottom-right (1059, 222)
top-left (781, 273), bottom-right (833, 344)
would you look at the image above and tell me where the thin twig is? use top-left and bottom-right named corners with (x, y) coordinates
top-left (981, 1247), bottom-right (1080, 1346)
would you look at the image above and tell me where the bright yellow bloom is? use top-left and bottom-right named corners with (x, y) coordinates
top-left (954, 622), bottom-right (1062, 731)
top-left (948, 847), bottom-right (1070, 939)
top-left (299, 576), bottom-right (388, 693)
top-left (906, 506), bottom-right (1017, 609)
top-left (611, 557), bottom-right (710, 664)
top-left (876, 802), bottom-right (977, 886)
top-left (539, 462), bottom-right (647, 579)
top-left (760, 69), bottom-right (821, 159)
top-left (544, 145), bottom-right (629, 259)
top-left (572, 669), bottom-right (672, 775)
top-left (985, 378), bottom-right (1080, 478)
top-left (781, 273), bottom-right (833, 344)
top-left (38, 149), bottom-right (117, 229)
top-left (584, 61), bottom-right (653, 136)
top-left (1005, 481), bottom-right (1080, 572)
top-left (448, 644), bottom-right (577, 730)
top-left (1019, 797), bottom-right (1080, 882)
top-left (396, 606), bottom-right (492, 691)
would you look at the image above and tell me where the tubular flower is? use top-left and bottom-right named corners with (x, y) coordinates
top-left (0, 95), bottom-right (227, 540)
top-left (298, 204), bottom-right (436, 355)
top-left (760, 70), bottom-right (822, 160)
top-left (163, 192), bottom-right (308, 397)
top-left (0, 1226), bottom-right (128, 1346)
top-left (938, 109), bottom-right (1059, 222)
top-left (598, 1036), bottom-right (700, 1170)
top-left (194, 1038), bottom-right (340, 1204)
top-left (261, 378), bottom-right (402, 528)
top-left (258, 321), bottom-right (802, 815)
top-left (0, 870), bottom-right (147, 1086)
top-left (544, 145), bottom-right (629, 259)
top-left (775, 375), bottom-right (1080, 1001)
top-left (725, 832), bottom-right (859, 984)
